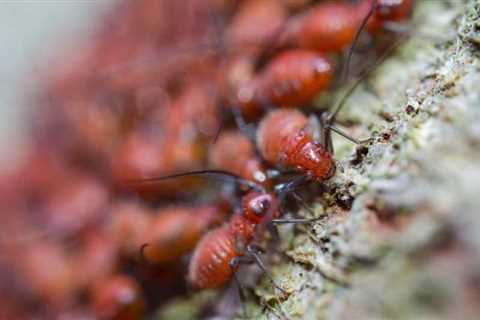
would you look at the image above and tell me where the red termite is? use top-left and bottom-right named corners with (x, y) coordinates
top-left (226, 0), bottom-right (287, 57)
top-left (254, 22), bottom-right (410, 182)
top-left (279, 0), bottom-right (414, 53)
top-left (139, 204), bottom-right (228, 264)
top-left (256, 109), bottom-right (335, 181)
top-left (235, 49), bottom-right (333, 117)
top-left (208, 129), bottom-right (270, 187)
top-left (89, 274), bottom-right (145, 320)
top-left (187, 191), bottom-right (280, 290)
top-left (109, 200), bottom-right (228, 264)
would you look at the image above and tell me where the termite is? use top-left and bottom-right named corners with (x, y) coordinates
top-left (132, 170), bottom-right (321, 297)
top-left (89, 274), bottom-right (145, 320)
top-left (109, 199), bottom-right (229, 265)
top-left (278, 0), bottom-right (414, 53)
top-left (208, 129), bottom-right (270, 187)
top-left (139, 203), bottom-right (228, 265)
top-left (231, 0), bottom-right (393, 118)
top-left (187, 190), bottom-right (283, 291)
top-left (235, 49), bottom-right (333, 118)
top-left (256, 108), bottom-right (336, 181)
top-left (233, 0), bottom-right (413, 113)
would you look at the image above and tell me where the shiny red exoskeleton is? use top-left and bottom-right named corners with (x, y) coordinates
top-left (280, 0), bottom-right (414, 53)
top-left (188, 191), bottom-right (278, 289)
top-left (235, 49), bottom-right (333, 117)
top-left (140, 204), bottom-right (227, 264)
top-left (209, 130), bottom-right (270, 187)
top-left (257, 109), bottom-right (334, 180)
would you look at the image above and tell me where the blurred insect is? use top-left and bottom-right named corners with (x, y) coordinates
top-left (276, 0), bottom-right (414, 54)
top-left (208, 129), bottom-right (270, 187)
top-left (139, 203), bottom-right (228, 265)
top-left (234, 49), bottom-right (333, 118)
top-left (89, 274), bottom-right (145, 320)
top-left (229, 0), bottom-right (414, 118)
top-left (109, 199), bottom-right (229, 265)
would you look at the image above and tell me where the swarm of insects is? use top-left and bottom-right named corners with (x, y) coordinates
top-left (0, 0), bottom-right (414, 319)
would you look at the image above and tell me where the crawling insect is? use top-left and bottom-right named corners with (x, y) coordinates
top-left (232, 0), bottom-right (408, 118)
top-left (140, 204), bottom-right (228, 265)
top-left (278, 0), bottom-right (414, 53)
top-left (235, 49), bottom-right (333, 117)
top-left (187, 191), bottom-right (280, 290)
top-left (109, 201), bottom-right (228, 265)
top-left (209, 129), bottom-right (270, 187)
top-left (89, 274), bottom-right (145, 320)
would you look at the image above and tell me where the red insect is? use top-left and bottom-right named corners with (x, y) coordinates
top-left (90, 274), bottom-right (145, 320)
top-left (235, 49), bottom-right (333, 118)
top-left (209, 129), bottom-right (270, 187)
top-left (279, 0), bottom-right (414, 53)
top-left (187, 191), bottom-right (279, 289)
top-left (140, 204), bottom-right (228, 264)
top-left (257, 109), bottom-right (335, 181)
top-left (226, 0), bottom-right (287, 57)
top-left (109, 200), bottom-right (229, 265)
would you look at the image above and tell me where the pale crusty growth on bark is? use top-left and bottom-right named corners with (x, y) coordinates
top-left (159, 1), bottom-right (480, 319)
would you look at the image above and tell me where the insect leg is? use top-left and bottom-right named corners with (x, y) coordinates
top-left (246, 244), bottom-right (287, 294)
top-left (326, 124), bottom-right (371, 145)
top-left (229, 256), bottom-right (255, 318)
top-left (271, 216), bottom-right (325, 225)
top-left (231, 106), bottom-right (257, 143)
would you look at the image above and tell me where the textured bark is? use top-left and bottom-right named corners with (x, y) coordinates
top-left (159, 1), bottom-right (480, 319)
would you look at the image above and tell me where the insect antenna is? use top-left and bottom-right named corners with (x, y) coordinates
top-left (125, 169), bottom-right (265, 193)
top-left (342, 0), bottom-right (378, 82)
top-left (328, 33), bottom-right (409, 126)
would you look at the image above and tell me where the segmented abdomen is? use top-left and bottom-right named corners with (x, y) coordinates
top-left (187, 225), bottom-right (237, 289)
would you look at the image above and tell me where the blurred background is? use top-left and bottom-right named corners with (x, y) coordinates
top-left (0, 1), bottom-right (113, 167)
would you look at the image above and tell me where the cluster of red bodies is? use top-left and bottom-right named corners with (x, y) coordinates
top-left (0, 0), bottom-right (412, 318)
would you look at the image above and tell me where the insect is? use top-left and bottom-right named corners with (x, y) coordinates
top-left (139, 203), bottom-right (228, 265)
top-left (256, 108), bottom-right (336, 181)
top-left (187, 190), bottom-right (280, 290)
top-left (133, 168), bottom-right (321, 297)
top-left (277, 0), bottom-right (414, 54)
top-left (230, 0), bottom-right (414, 116)
top-left (208, 129), bottom-right (270, 187)
top-left (235, 49), bottom-right (333, 118)
top-left (89, 274), bottom-right (145, 320)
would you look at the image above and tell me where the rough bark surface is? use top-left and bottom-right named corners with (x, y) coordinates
top-left (159, 1), bottom-right (480, 319)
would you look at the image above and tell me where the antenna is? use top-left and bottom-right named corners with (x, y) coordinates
top-left (125, 169), bottom-right (265, 193)
top-left (328, 34), bottom-right (409, 124)
top-left (343, 0), bottom-right (378, 82)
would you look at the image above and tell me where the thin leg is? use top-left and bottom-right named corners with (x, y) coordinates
top-left (271, 216), bottom-right (325, 224)
top-left (246, 245), bottom-right (287, 294)
top-left (327, 124), bottom-right (371, 145)
top-left (229, 257), bottom-right (249, 318)
top-left (210, 109), bottom-right (225, 144)
top-left (231, 106), bottom-right (257, 142)
top-left (317, 112), bottom-right (334, 154)
top-left (274, 175), bottom-right (309, 197)
top-left (291, 191), bottom-right (316, 216)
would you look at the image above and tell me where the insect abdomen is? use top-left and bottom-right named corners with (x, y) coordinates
top-left (187, 226), bottom-right (237, 289)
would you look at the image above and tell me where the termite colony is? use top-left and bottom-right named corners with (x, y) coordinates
top-left (0, 0), bottom-right (413, 319)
